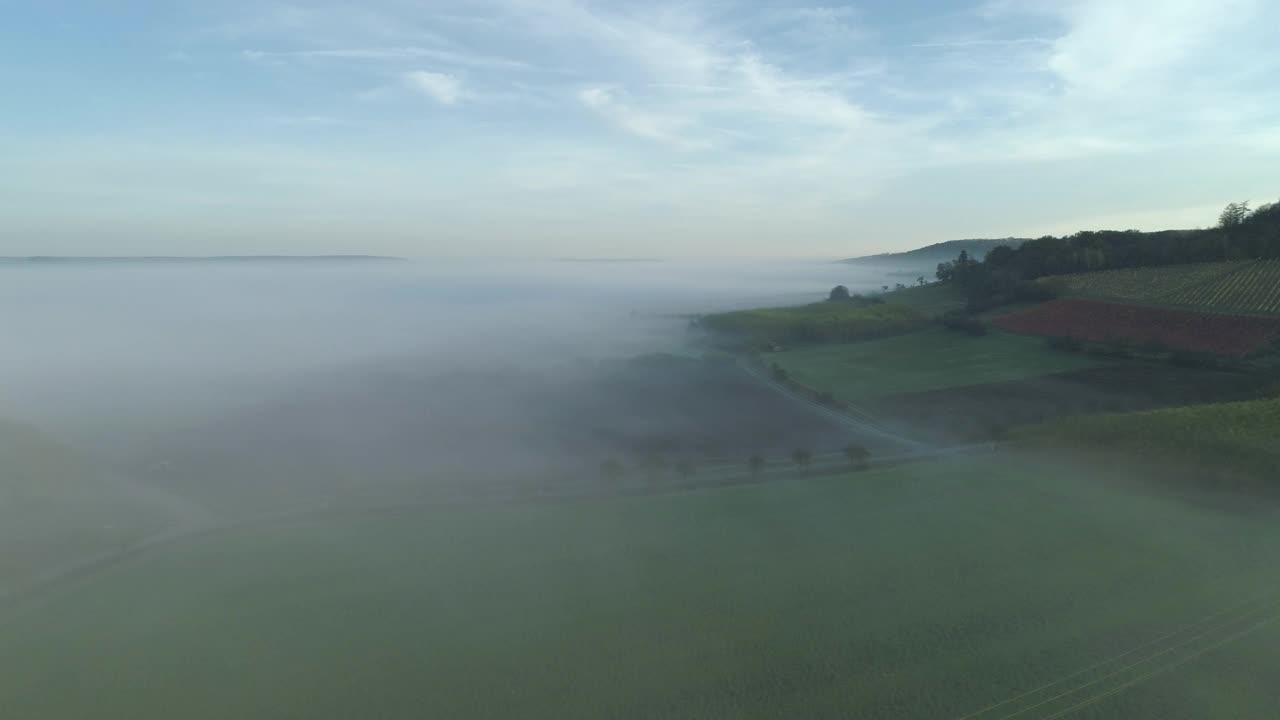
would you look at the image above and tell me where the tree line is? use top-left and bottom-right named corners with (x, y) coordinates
top-left (937, 199), bottom-right (1280, 307)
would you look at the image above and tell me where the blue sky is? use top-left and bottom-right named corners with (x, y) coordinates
top-left (2, 0), bottom-right (1279, 257)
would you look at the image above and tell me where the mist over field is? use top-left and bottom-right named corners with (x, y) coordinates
top-left (0, 258), bottom-right (892, 511)
top-left (5, 257), bottom-right (1280, 719)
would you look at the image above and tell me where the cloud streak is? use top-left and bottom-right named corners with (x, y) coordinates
top-left (244, 46), bottom-right (534, 71)
top-left (403, 70), bottom-right (463, 105)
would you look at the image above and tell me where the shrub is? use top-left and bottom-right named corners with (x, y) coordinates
top-left (1170, 349), bottom-right (1220, 369)
top-left (1047, 336), bottom-right (1084, 353)
top-left (701, 302), bottom-right (925, 345)
top-left (1140, 338), bottom-right (1170, 356)
top-left (1087, 336), bottom-right (1134, 359)
top-left (1012, 281), bottom-right (1061, 303)
top-left (770, 363), bottom-right (788, 382)
top-left (937, 311), bottom-right (989, 337)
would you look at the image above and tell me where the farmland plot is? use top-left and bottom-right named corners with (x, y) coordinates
top-left (4, 456), bottom-right (1280, 719)
top-left (1054, 262), bottom-right (1245, 304)
top-left (1162, 260), bottom-right (1280, 315)
top-left (1054, 260), bottom-right (1280, 316)
top-left (994, 298), bottom-right (1280, 355)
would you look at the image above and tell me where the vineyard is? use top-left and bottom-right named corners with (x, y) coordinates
top-left (993, 298), bottom-right (1280, 355)
top-left (1053, 259), bottom-right (1280, 315)
top-left (1162, 260), bottom-right (1280, 314)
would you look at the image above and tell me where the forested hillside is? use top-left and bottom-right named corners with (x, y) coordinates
top-left (937, 200), bottom-right (1280, 307)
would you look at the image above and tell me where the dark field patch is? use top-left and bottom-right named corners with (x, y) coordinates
top-left (865, 364), bottom-right (1266, 443)
top-left (135, 355), bottom-right (863, 512)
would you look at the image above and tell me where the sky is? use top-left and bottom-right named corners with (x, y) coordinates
top-left (2, 0), bottom-right (1279, 258)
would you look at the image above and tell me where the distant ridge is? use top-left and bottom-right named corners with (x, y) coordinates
top-left (841, 238), bottom-right (1028, 266)
top-left (556, 257), bottom-right (661, 263)
top-left (0, 255), bottom-right (405, 265)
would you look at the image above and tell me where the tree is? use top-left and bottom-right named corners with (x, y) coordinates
top-left (770, 362), bottom-right (788, 382)
top-left (881, 285), bottom-right (890, 293)
top-left (600, 458), bottom-right (625, 481)
top-left (676, 459), bottom-right (696, 482)
top-left (748, 453), bottom-right (766, 477)
top-left (828, 284), bottom-right (851, 301)
top-left (895, 283), bottom-right (906, 290)
top-left (791, 448), bottom-right (812, 475)
top-left (936, 261), bottom-right (955, 282)
top-left (1219, 201), bottom-right (1251, 228)
top-left (640, 452), bottom-right (668, 483)
top-left (843, 444), bottom-right (870, 471)
top-left (985, 244), bottom-right (1016, 267)
top-left (916, 276), bottom-right (926, 286)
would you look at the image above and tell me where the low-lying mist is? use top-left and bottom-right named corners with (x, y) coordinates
top-left (0, 258), bottom-right (890, 514)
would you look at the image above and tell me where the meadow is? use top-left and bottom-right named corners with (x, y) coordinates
top-left (2, 455), bottom-right (1280, 719)
top-left (766, 329), bottom-right (1101, 402)
top-left (865, 364), bottom-right (1262, 444)
top-left (1016, 395), bottom-right (1280, 485)
top-left (880, 281), bottom-right (968, 315)
top-left (0, 422), bottom-right (164, 592)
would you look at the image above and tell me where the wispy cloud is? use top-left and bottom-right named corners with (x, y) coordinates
top-left (403, 71), bottom-right (463, 105)
top-left (243, 46), bottom-right (533, 71)
top-left (910, 37), bottom-right (1051, 49)
top-left (1043, 0), bottom-right (1261, 95)
top-left (17, 0), bottom-right (1278, 255)
top-left (578, 87), bottom-right (706, 150)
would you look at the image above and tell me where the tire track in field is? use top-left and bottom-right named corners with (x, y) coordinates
top-left (953, 591), bottom-right (1280, 720)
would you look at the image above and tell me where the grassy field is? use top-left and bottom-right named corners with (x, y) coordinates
top-left (3, 455), bottom-right (1280, 719)
top-left (0, 421), bottom-right (164, 589)
top-left (1053, 260), bottom-right (1280, 316)
top-left (767, 329), bottom-right (1101, 401)
top-left (699, 300), bottom-right (923, 345)
top-left (880, 282), bottom-right (967, 316)
top-left (1016, 395), bottom-right (1280, 484)
top-left (863, 364), bottom-right (1264, 443)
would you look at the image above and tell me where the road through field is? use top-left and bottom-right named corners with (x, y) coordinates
top-left (735, 355), bottom-right (929, 451)
top-left (0, 353), bottom-right (978, 628)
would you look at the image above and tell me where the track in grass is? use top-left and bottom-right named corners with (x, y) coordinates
top-left (958, 592), bottom-right (1280, 720)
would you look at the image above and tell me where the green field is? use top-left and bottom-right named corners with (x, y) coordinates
top-left (1016, 395), bottom-right (1280, 484)
top-left (3, 455), bottom-right (1280, 719)
top-left (1054, 260), bottom-right (1280, 315)
top-left (767, 329), bottom-right (1101, 401)
top-left (881, 281), bottom-right (967, 316)
top-left (700, 300), bottom-right (923, 344)
top-left (0, 421), bottom-right (163, 588)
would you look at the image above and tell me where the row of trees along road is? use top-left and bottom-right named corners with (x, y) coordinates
top-left (600, 444), bottom-right (872, 481)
